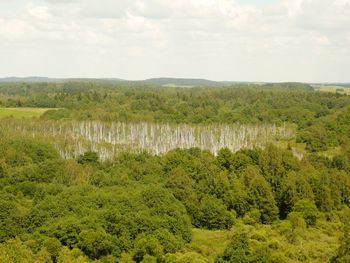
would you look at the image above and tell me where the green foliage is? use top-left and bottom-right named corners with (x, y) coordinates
top-left (132, 234), bottom-right (163, 262)
top-left (215, 233), bottom-right (251, 263)
top-left (57, 247), bottom-right (91, 263)
top-left (78, 228), bottom-right (116, 259)
top-left (194, 196), bottom-right (234, 230)
top-left (243, 209), bottom-right (261, 225)
top-left (154, 229), bottom-right (183, 254)
top-left (242, 166), bottom-right (279, 224)
top-left (331, 209), bottom-right (350, 262)
top-left (259, 145), bottom-right (287, 195)
top-left (0, 136), bottom-right (348, 261)
top-left (0, 80), bottom-right (350, 263)
top-left (292, 199), bottom-right (319, 227)
top-left (2, 81), bottom-right (350, 150)
top-left (279, 171), bottom-right (314, 218)
top-left (0, 239), bottom-right (38, 263)
top-left (43, 237), bottom-right (62, 259)
top-left (216, 148), bottom-right (234, 171)
top-left (165, 167), bottom-right (195, 202)
top-left (77, 151), bottom-right (99, 165)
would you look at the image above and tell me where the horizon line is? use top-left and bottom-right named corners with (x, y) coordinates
top-left (0, 76), bottom-right (349, 85)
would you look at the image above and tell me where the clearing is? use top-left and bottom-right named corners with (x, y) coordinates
top-left (314, 85), bottom-right (350, 95)
top-left (0, 108), bottom-right (54, 119)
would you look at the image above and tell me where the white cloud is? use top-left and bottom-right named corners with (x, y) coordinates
top-left (0, 0), bottom-right (349, 82)
top-left (27, 3), bottom-right (52, 20)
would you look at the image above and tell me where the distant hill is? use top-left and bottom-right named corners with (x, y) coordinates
top-left (0, 77), bottom-right (59, 83)
top-left (1, 77), bottom-right (348, 88)
top-left (0, 77), bottom-right (126, 83)
top-left (325, 83), bottom-right (350, 88)
top-left (311, 83), bottom-right (350, 88)
top-left (0, 77), bottom-right (242, 87)
top-left (144, 78), bottom-right (238, 87)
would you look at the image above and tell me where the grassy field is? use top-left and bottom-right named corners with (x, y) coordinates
top-left (314, 85), bottom-right (350, 95)
top-left (0, 108), bottom-right (53, 119)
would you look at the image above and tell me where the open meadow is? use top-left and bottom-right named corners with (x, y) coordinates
top-left (314, 85), bottom-right (350, 95)
top-left (0, 107), bottom-right (53, 119)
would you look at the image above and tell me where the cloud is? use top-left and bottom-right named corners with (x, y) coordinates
top-left (0, 0), bottom-right (349, 82)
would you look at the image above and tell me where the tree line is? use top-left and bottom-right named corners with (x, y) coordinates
top-left (1, 81), bottom-right (349, 152)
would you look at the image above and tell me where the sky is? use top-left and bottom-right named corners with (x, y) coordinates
top-left (0, 0), bottom-right (349, 82)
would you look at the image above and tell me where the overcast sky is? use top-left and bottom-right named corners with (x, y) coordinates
top-left (0, 0), bottom-right (349, 82)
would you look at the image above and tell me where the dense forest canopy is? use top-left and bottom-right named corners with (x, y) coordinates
top-left (1, 81), bottom-right (350, 152)
top-left (0, 81), bottom-right (350, 262)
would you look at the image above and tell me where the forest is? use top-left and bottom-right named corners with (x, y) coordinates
top-left (0, 81), bottom-right (350, 262)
